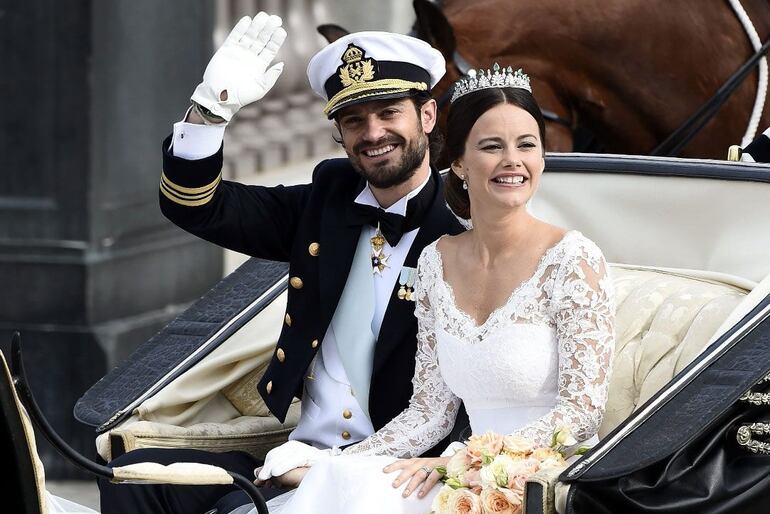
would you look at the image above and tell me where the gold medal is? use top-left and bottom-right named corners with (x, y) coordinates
top-left (370, 223), bottom-right (390, 275)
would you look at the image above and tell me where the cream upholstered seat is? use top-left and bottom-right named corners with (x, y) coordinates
top-left (600, 265), bottom-right (747, 437)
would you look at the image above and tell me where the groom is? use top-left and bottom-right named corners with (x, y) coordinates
top-left (99, 13), bottom-right (464, 514)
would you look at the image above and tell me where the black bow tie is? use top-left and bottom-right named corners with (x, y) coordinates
top-left (347, 172), bottom-right (437, 247)
top-left (349, 204), bottom-right (407, 246)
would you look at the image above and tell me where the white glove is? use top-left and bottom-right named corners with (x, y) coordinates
top-left (257, 440), bottom-right (332, 480)
top-left (191, 12), bottom-right (287, 122)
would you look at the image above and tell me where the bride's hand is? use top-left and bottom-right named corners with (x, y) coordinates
top-left (383, 457), bottom-right (449, 498)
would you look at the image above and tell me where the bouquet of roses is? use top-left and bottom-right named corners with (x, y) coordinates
top-left (430, 427), bottom-right (579, 514)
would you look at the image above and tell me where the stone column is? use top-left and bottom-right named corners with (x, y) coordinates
top-left (0, 0), bottom-right (219, 478)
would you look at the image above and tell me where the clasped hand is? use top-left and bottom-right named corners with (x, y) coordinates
top-left (254, 440), bottom-right (331, 488)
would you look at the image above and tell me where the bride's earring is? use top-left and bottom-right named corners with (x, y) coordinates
top-left (461, 175), bottom-right (468, 190)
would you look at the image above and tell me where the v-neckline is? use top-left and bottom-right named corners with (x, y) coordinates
top-left (434, 230), bottom-right (577, 330)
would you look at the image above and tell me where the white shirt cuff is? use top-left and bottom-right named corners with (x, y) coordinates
top-left (170, 118), bottom-right (226, 160)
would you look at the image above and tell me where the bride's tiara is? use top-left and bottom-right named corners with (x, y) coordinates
top-left (450, 64), bottom-right (531, 104)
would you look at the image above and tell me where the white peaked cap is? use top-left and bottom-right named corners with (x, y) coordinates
top-left (306, 31), bottom-right (445, 117)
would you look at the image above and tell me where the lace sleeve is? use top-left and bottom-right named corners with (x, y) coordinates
top-left (509, 241), bottom-right (615, 446)
top-left (344, 246), bottom-right (462, 457)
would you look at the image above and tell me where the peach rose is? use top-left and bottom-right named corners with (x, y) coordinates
top-left (467, 432), bottom-right (504, 464)
top-left (480, 488), bottom-right (520, 514)
top-left (507, 474), bottom-right (528, 497)
top-left (463, 468), bottom-right (483, 488)
top-left (450, 488), bottom-right (482, 514)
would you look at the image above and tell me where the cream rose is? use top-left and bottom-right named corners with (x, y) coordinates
top-left (554, 426), bottom-right (577, 447)
top-left (480, 488), bottom-right (520, 514)
top-left (480, 454), bottom-right (515, 488)
top-left (450, 488), bottom-right (482, 514)
top-left (431, 485), bottom-right (455, 514)
top-left (502, 435), bottom-right (533, 455)
top-left (532, 447), bottom-right (562, 462)
top-left (446, 448), bottom-right (473, 478)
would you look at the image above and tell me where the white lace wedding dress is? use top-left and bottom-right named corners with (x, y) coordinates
top-left (262, 230), bottom-right (615, 514)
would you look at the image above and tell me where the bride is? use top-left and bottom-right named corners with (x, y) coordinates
top-left (252, 67), bottom-right (615, 514)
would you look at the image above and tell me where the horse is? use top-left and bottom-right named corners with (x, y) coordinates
top-left (320, 0), bottom-right (770, 161)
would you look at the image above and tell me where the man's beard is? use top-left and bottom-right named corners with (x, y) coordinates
top-left (348, 132), bottom-right (428, 189)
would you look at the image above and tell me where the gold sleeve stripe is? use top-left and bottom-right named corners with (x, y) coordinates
top-left (161, 171), bottom-right (221, 195)
top-left (160, 180), bottom-right (216, 207)
top-left (160, 178), bottom-right (219, 200)
top-left (323, 79), bottom-right (428, 115)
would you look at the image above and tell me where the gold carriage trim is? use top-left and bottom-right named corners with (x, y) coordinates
top-left (160, 171), bottom-right (221, 207)
top-left (323, 79), bottom-right (428, 115)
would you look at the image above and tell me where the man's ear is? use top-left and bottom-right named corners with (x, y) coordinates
top-left (420, 98), bottom-right (438, 134)
top-left (333, 120), bottom-right (345, 147)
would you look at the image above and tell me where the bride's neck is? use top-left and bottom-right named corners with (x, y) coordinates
top-left (467, 208), bottom-right (535, 264)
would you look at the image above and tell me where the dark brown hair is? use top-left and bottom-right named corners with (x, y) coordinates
top-left (445, 87), bottom-right (546, 219)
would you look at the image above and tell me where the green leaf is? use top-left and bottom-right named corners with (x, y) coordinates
top-left (445, 478), bottom-right (463, 489)
top-left (574, 446), bottom-right (591, 456)
top-left (434, 465), bottom-right (447, 477)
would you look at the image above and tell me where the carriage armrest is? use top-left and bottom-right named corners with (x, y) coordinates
top-left (101, 403), bottom-right (301, 461)
top-left (112, 461), bottom-right (234, 485)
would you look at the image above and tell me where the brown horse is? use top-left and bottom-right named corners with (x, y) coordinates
top-left (322, 0), bottom-right (770, 160)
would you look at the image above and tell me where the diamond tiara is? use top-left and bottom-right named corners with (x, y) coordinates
top-left (450, 64), bottom-right (531, 104)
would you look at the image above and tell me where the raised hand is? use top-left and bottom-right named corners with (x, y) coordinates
top-left (191, 12), bottom-right (287, 122)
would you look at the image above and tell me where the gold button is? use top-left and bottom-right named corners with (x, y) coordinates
top-left (308, 242), bottom-right (320, 256)
top-left (290, 276), bottom-right (304, 289)
top-left (276, 348), bottom-right (285, 362)
top-left (341, 431), bottom-right (351, 440)
top-left (311, 339), bottom-right (319, 349)
top-left (266, 381), bottom-right (273, 394)
top-left (343, 409), bottom-right (352, 419)
top-left (284, 313), bottom-right (292, 326)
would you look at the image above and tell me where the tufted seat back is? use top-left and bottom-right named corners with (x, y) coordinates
top-left (600, 265), bottom-right (748, 437)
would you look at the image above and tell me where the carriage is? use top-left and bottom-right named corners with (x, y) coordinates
top-left (3, 151), bottom-right (770, 513)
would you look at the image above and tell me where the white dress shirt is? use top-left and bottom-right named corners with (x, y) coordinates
top-left (171, 121), bottom-right (430, 450)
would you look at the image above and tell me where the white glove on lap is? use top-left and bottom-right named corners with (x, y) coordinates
top-left (191, 12), bottom-right (287, 122)
top-left (257, 440), bottom-right (332, 480)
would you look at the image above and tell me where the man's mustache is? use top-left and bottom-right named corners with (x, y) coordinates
top-left (353, 136), bottom-right (406, 155)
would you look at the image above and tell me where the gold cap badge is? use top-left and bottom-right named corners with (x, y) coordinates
top-left (339, 44), bottom-right (375, 87)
